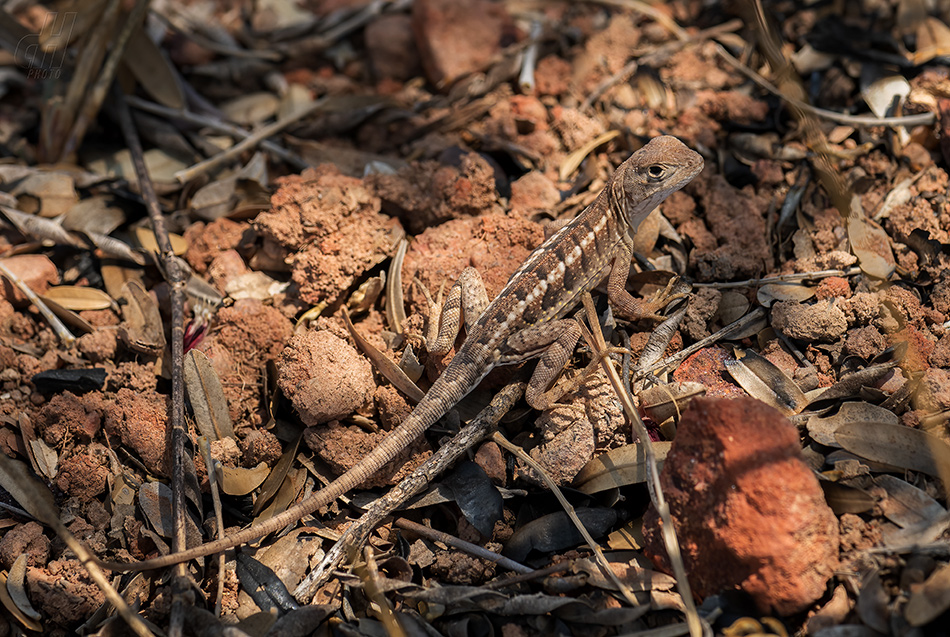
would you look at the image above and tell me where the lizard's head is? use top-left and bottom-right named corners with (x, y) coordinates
top-left (612, 135), bottom-right (704, 231)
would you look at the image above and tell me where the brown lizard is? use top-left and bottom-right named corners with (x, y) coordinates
top-left (100, 135), bottom-right (703, 572)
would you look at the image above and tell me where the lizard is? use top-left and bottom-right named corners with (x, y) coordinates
top-left (100, 134), bottom-right (703, 573)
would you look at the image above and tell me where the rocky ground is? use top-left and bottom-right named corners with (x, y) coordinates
top-left (0, 0), bottom-right (949, 635)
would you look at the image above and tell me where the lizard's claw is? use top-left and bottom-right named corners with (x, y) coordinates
top-left (641, 276), bottom-right (689, 320)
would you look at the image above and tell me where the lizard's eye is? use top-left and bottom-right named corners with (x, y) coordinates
top-left (647, 164), bottom-right (666, 180)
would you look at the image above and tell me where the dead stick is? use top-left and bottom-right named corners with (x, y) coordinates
top-left (113, 85), bottom-right (191, 636)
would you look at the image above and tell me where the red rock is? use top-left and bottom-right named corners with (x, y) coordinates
top-left (509, 171), bottom-right (560, 218)
top-left (365, 14), bottom-right (421, 82)
top-left (0, 521), bottom-right (49, 568)
top-left (771, 299), bottom-right (847, 342)
top-left (672, 347), bottom-right (745, 398)
top-left (474, 441), bottom-right (505, 486)
top-left (103, 388), bottom-right (169, 476)
top-left (0, 254), bottom-right (59, 305)
top-left (56, 450), bottom-right (109, 502)
top-left (643, 397), bottom-right (838, 615)
top-left (815, 276), bottom-right (851, 300)
top-left (412, 0), bottom-right (517, 86)
top-left (277, 329), bottom-right (375, 426)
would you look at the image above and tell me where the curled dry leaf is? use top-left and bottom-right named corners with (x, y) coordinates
top-left (386, 237), bottom-right (409, 335)
top-left (118, 280), bottom-right (166, 355)
top-left (559, 130), bottom-right (621, 181)
top-left (347, 273), bottom-right (385, 315)
top-left (724, 349), bottom-right (807, 415)
top-left (0, 571), bottom-right (42, 632)
top-left (756, 282), bottom-right (815, 306)
top-left (218, 463), bottom-right (271, 497)
top-left (7, 555), bottom-right (41, 622)
top-left (573, 442), bottom-right (672, 495)
top-left (806, 401), bottom-right (899, 447)
top-left (640, 382), bottom-right (705, 424)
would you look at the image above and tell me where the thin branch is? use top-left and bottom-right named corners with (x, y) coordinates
top-left (173, 97), bottom-right (329, 182)
top-left (395, 518), bottom-right (533, 574)
top-left (124, 95), bottom-right (308, 170)
top-left (113, 84), bottom-right (190, 637)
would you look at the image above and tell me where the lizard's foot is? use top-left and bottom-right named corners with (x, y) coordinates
top-left (638, 276), bottom-right (689, 321)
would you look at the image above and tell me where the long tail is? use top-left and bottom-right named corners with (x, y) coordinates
top-left (99, 355), bottom-right (485, 572)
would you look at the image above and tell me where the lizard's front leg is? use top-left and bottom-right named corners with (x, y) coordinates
top-left (607, 242), bottom-right (686, 321)
top-left (423, 267), bottom-right (490, 355)
top-left (505, 320), bottom-right (582, 411)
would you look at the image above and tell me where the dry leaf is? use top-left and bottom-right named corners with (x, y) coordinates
top-left (122, 25), bottom-right (185, 109)
top-left (905, 562), bottom-right (950, 626)
top-left (848, 195), bottom-right (896, 279)
top-left (724, 349), bottom-right (807, 415)
top-left (717, 291), bottom-right (749, 324)
top-left (221, 93), bottom-right (280, 125)
top-left (806, 401), bottom-right (899, 447)
top-left (0, 571), bottom-right (42, 632)
top-left (640, 382), bottom-right (705, 424)
top-left (118, 280), bottom-right (166, 355)
top-left (218, 463), bottom-right (270, 496)
top-left (6, 555), bottom-right (41, 622)
top-left (183, 349), bottom-right (235, 441)
top-left (835, 421), bottom-right (950, 480)
top-left (11, 171), bottom-right (78, 218)
top-left (573, 442), bottom-right (671, 494)
top-left (132, 226), bottom-right (188, 255)
top-left (43, 285), bottom-right (114, 311)
top-left (559, 130), bottom-right (621, 181)
top-left (756, 282), bottom-right (815, 306)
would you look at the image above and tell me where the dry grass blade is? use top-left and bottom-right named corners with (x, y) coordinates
top-left (559, 130), bottom-right (621, 181)
top-left (387, 238), bottom-right (409, 335)
top-left (341, 307), bottom-right (425, 403)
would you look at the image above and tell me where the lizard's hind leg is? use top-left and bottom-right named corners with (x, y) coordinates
top-left (421, 267), bottom-right (490, 355)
